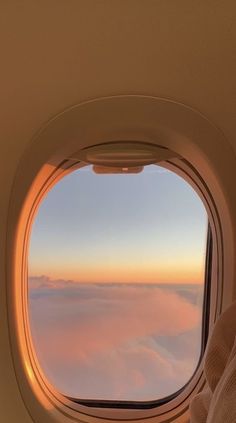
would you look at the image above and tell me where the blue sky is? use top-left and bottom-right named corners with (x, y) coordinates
top-left (29, 164), bottom-right (208, 284)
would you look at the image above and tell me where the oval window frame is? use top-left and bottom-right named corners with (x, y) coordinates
top-left (6, 95), bottom-right (233, 423)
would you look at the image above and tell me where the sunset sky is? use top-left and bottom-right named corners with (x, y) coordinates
top-left (29, 164), bottom-right (208, 284)
top-left (28, 164), bottom-right (208, 401)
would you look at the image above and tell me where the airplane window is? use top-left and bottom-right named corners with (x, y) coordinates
top-left (28, 164), bottom-right (209, 405)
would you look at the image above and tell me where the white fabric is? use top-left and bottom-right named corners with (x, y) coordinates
top-left (190, 301), bottom-right (236, 422)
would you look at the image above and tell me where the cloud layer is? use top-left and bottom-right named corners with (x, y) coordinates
top-left (29, 276), bottom-right (204, 401)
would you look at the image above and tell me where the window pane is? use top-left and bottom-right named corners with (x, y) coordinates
top-left (28, 164), bottom-right (208, 402)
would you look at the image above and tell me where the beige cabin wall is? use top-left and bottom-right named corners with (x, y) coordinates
top-left (1, 1), bottom-right (236, 422)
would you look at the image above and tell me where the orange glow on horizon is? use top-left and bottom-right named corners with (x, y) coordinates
top-left (29, 250), bottom-right (206, 285)
top-left (29, 263), bottom-right (205, 285)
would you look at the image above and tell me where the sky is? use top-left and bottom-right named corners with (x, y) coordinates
top-left (28, 164), bottom-right (208, 402)
top-left (29, 165), bottom-right (208, 284)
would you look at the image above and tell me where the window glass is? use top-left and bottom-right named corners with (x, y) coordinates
top-left (28, 164), bottom-right (208, 402)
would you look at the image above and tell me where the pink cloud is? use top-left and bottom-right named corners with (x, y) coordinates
top-left (29, 277), bottom-right (203, 400)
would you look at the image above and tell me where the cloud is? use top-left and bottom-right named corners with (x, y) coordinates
top-left (29, 276), bottom-right (203, 400)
